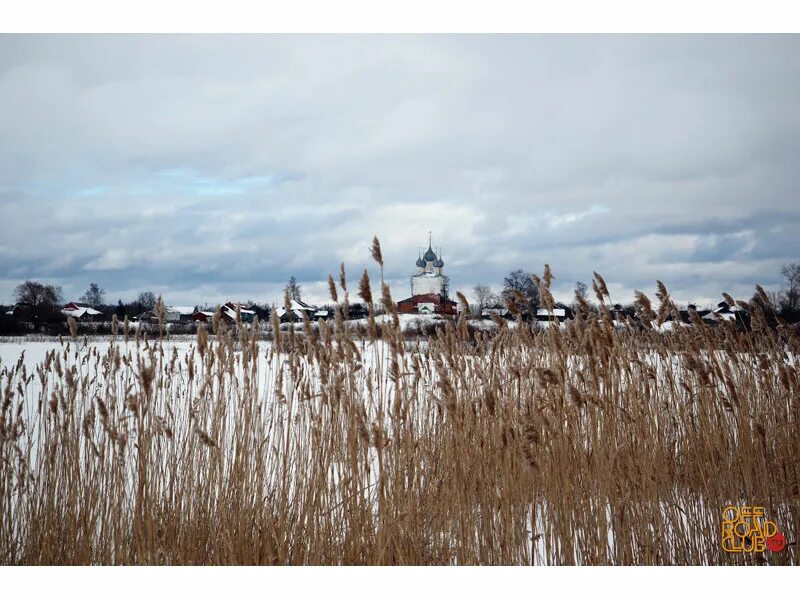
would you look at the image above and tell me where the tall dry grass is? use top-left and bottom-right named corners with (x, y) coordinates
top-left (0, 263), bottom-right (798, 565)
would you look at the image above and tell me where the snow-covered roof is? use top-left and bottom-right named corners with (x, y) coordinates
top-left (481, 306), bottom-right (509, 316)
top-left (221, 305), bottom-right (255, 318)
top-left (275, 308), bottom-right (306, 319)
top-left (714, 306), bottom-right (744, 314)
top-left (537, 308), bottom-right (566, 317)
top-left (62, 307), bottom-right (102, 318)
top-left (275, 299), bottom-right (317, 318)
top-left (64, 302), bottom-right (92, 309)
top-left (655, 320), bottom-right (692, 331)
top-left (167, 306), bottom-right (195, 315)
top-left (287, 299), bottom-right (316, 311)
top-left (704, 312), bottom-right (738, 321)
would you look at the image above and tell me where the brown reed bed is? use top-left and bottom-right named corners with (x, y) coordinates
top-left (0, 262), bottom-right (798, 565)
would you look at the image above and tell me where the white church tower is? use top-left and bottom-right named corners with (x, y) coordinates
top-left (411, 232), bottom-right (450, 298)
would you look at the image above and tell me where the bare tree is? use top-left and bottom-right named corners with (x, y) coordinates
top-left (574, 281), bottom-right (589, 303)
top-left (80, 282), bottom-right (105, 307)
top-left (779, 262), bottom-right (800, 318)
top-left (136, 291), bottom-right (157, 312)
top-left (472, 284), bottom-right (494, 315)
top-left (572, 280), bottom-right (592, 313)
top-left (285, 276), bottom-right (302, 302)
top-left (502, 269), bottom-right (539, 317)
top-left (14, 280), bottom-right (63, 330)
top-left (768, 290), bottom-right (782, 309)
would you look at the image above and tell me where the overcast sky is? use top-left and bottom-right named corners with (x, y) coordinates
top-left (1, 34), bottom-right (798, 308)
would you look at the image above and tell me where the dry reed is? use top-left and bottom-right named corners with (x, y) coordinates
top-left (0, 261), bottom-right (798, 565)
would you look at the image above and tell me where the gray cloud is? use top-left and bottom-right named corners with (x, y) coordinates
top-left (1, 34), bottom-right (798, 307)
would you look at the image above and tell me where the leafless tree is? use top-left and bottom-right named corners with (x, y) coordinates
top-left (472, 284), bottom-right (497, 315)
top-left (502, 269), bottom-right (539, 317)
top-left (80, 282), bottom-right (105, 307)
top-left (285, 276), bottom-right (302, 302)
top-left (136, 291), bottom-right (157, 313)
top-left (574, 281), bottom-right (589, 304)
top-left (779, 262), bottom-right (800, 316)
top-left (14, 280), bottom-right (63, 329)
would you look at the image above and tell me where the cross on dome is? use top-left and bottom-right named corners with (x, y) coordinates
top-left (423, 233), bottom-right (438, 262)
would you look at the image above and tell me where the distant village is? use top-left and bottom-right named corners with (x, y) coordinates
top-left (2, 236), bottom-right (798, 335)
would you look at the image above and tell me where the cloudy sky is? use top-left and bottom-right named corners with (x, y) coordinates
top-left (1, 34), bottom-right (798, 308)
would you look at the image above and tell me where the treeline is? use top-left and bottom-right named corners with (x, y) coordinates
top-left (3, 262), bottom-right (799, 336)
top-left (0, 278), bottom-right (371, 337)
top-left (0, 281), bottom-right (274, 336)
top-left (472, 263), bottom-right (800, 324)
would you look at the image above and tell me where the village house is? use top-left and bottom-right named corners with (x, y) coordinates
top-left (346, 304), bottom-right (369, 320)
top-left (62, 302), bottom-right (103, 322)
top-left (165, 306), bottom-right (196, 323)
top-left (702, 300), bottom-right (749, 327)
top-left (313, 304), bottom-right (369, 320)
top-left (275, 298), bottom-right (317, 323)
top-left (535, 303), bottom-right (574, 323)
top-left (219, 302), bottom-right (256, 324)
top-left (609, 304), bottom-right (638, 328)
top-left (5, 303), bottom-right (34, 320)
top-left (660, 304), bottom-right (713, 327)
top-left (246, 304), bottom-right (270, 320)
top-left (192, 310), bottom-right (216, 322)
top-left (481, 303), bottom-right (511, 319)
